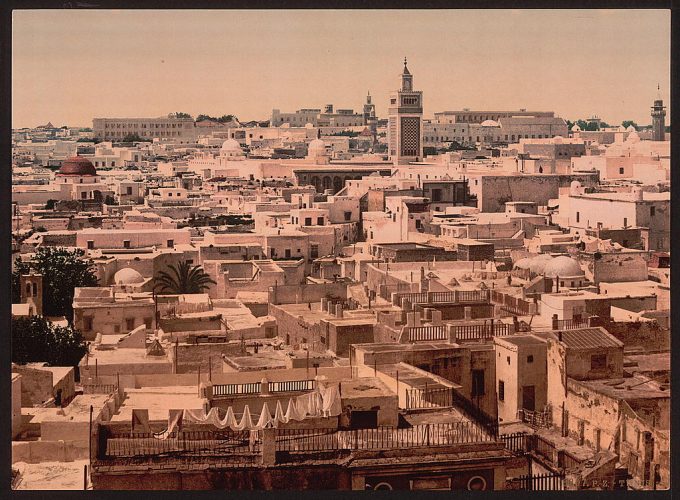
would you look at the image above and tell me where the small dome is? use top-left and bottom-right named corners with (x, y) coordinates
top-left (114, 268), bottom-right (144, 285)
top-left (528, 254), bottom-right (554, 274)
top-left (221, 138), bottom-right (242, 152)
top-left (480, 119), bottom-right (499, 127)
top-left (514, 258), bottom-right (532, 270)
top-left (571, 124), bottom-right (581, 132)
top-left (58, 156), bottom-right (96, 176)
top-left (626, 125), bottom-right (636, 132)
top-left (307, 138), bottom-right (326, 157)
top-left (543, 256), bottom-right (584, 277)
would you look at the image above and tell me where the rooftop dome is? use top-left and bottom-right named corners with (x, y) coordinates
top-left (480, 119), bottom-right (499, 127)
top-left (58, 156), bottom-right (96, 176)
top-left (221, 138), bottom-right (242, 152)
top-left (113, 268), bottom-right (144, 285)
top-left (542, 256), bottom-right (584, 277)
top-left (571, 124), bottom-right (581, 132)
top-left (514, 257), bottom-right (532, 270)
top-left (307, 138), bottom-right (326, 157)
top-left (626, 125), bottom-right (636, 133)
top-left (528, 254), bottom-right (554, 274)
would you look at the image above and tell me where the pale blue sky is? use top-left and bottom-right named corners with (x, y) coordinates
top-left (13, 9), bottom-right (670, 128)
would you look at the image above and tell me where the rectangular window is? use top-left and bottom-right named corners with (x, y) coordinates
top-left (143, 317), bottom-right (152, 329)
top-left (126, 186), bottom-right (133, 195)
top-left (304, 217), bottom-right (312, 226)
top-left (623, 217), bottom-right (628, 227)
top-left (591, 353), bottom-right (607, 370)
top-left (498, 380), bottom-right (505, 401)
top-left (527, 355), bottom-right (534, 363)
top-left (650, 206), bottom-right (655, 216)
top-left (310, 244), bottom-right (319, 259)
top-left (126, 318), bottom-right (135, 331)
top-left (167, 239), bottom-right (174, 248)
top-left (123, 240), bottom-right (131, 249)
top-left (285, 249), bottom-right (291, 258)
top-left (619, 167), bottom-right (624, 174)
top-left (87, 240), bottom-right (94, 249)
top-left (471, 369), bottom-right (485, 397)
top-left (83, 317), bottom-right (93, 331)
top-left (344, 211), bottom-right (352, 221)
top-left (317, 217), bottom-right (324, 225)
top-left (576, 211), bottom-right (580, 223)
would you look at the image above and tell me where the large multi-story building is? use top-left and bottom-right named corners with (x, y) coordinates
top-left (93, 115), bottom-right (197, 143)
top-left (271, 102), bottom-right (367, 128)
top-left (434, 109), bottom-right (555, 124)
top-left (388, 58), bottom-right (424, 165)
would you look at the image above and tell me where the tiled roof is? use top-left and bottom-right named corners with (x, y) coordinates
top-left (554, 327), bottom-right (623, 349)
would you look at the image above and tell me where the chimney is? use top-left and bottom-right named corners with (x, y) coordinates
top-left (335, 303), bottom-right (343, 318)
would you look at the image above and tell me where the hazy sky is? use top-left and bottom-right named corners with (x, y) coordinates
top-left (13, 9), bottom-right (670, 129)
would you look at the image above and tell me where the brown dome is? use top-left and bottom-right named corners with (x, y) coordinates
top-left (58, 156), bottom-right (96, 176)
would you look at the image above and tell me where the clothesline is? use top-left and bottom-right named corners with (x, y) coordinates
top-left (149, 382), bottom-right (342, 438)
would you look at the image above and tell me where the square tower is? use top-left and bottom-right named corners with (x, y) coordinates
top-left (388, 58), bottom-right (423, 165)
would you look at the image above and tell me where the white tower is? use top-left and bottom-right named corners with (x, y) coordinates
top-left (388, 58), bottom-right (423, 165)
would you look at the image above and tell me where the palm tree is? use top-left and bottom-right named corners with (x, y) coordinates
top-left (153, 261), bottom-right (216, 294)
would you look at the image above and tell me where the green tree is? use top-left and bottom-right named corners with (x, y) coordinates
top-left (174, 112), bottom-right (193, 119)
top-left (12, 248), bottom-right (99, 320)
top-left (153, 261), bottom-right (216, 294)
top-left (122, 133), bottom-right (150, 142)
top-left (12, 315), bottom-right (88, 366)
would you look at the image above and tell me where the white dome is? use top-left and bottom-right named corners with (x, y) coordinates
top-left (480, 119), bottom-right (499, 127)
top-left (542, 256), bottom-right (584, 277)
top-left (626, 125), bottom-right (636, 133)
top-left (307, 138), bottom-right (326, 157)
top-left (514, 258), bottom-right (532, 270)
top-left (571, 124), bottom-right (581, 132)
top-left (114, 268), bottom-right (144, 285)
top-left (221, 139), bottom-right (242, 152)
top-left (528, 254), bottom-right (554, 274)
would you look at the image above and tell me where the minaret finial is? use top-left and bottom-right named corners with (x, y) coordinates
top-left (404, 57), bottom-right (407, 67)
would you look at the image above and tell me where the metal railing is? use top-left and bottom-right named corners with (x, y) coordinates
top-left (275, 422), bottom-right (497, 452)
top-left (500, 432), bottom-right (529, 456)
top-left (405, 387), bottom-right (455, 409)
top-left (509, 472), bottom-right (565, 491)
top-left (99, 428), bottom-right (259, 459)
top-left (553, 318), bottom-right (590, 330)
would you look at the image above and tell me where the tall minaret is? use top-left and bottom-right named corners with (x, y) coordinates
top-left (388, 58), bottom-right (424, 165)
top-left (651, 84), bottom-right (666, 141)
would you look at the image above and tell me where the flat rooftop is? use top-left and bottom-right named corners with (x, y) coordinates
top-left (110, 387), bottom-right (205, 422)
